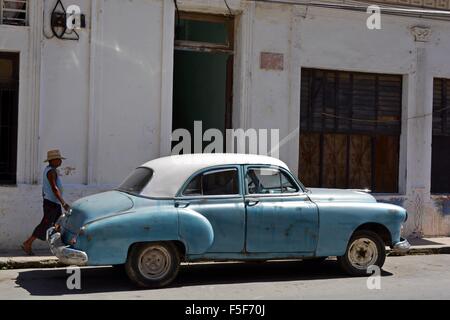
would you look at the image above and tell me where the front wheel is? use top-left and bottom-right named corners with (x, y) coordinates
top-left (337, 230), bottom-right (386, 276)
top-left (125, 242), bottom-right (180, 288)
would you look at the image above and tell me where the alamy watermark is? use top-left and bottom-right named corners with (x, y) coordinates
top-left (171, 121), bottom-right (280, 159)
top-left (66, 5), bottom-right (82, 30)
top-left (66, 266), bottom-right (81, 290)
top-left (367, 5), bottom-right (382, 30)
top-left (366, 265), bottom-right (382, 290)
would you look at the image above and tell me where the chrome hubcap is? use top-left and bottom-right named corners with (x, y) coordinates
top-left (138, 246), bottom-right (171, 280)
top-left (348, 238), bottom-right (378, 270)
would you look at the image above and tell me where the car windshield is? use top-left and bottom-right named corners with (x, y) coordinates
top-left (117, 167), bottom-right (153, 195)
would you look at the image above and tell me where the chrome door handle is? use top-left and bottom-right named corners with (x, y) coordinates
top-left (245, 198), bottom-right (260, 207)
top-left (175, 201), bottom-right (190, 209)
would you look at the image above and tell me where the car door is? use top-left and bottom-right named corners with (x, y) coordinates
top-left (244, 166), bottom-right (319, 253)
top-left (176, 166), bottom-right (246, 253)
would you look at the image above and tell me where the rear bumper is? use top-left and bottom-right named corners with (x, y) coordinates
top-left (392, 238), bottom-right (411, 254)
top-left (46, 227), bottom-right (88, 266)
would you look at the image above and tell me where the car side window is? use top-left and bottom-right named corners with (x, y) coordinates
top-left (184, 175), bottom-right (202, 196)
top-left (246, 168), bottom-right (299, 195)
top-left (280, 170), bottom-right (300, 193)
top-left (183, 168), bottom-right (239, 196)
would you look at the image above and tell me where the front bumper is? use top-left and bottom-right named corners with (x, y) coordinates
top-left (46, 227), bottom-right (88, 266)
top-left (392, 238), bottom-right (411, 254)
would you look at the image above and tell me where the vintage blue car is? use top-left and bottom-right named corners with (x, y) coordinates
top-left (47, 154), bottom-right (410, 288)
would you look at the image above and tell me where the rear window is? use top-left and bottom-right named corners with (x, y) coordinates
top-left (117, 167), bottom-right (153, 194)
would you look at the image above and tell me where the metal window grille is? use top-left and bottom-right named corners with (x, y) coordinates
top-left (1, 0), bottom-right (28, 26)
top-left (431, 78), bottom-right (450, 193)
top-left (299, 68), bottom-right (403, 193)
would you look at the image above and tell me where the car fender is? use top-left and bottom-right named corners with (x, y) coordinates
top-left (315, 202), bottom-right (406, 257)
top-left (177, 208), bottom-right (214, 254)
top-left (75, 206), bottom-right (180, 265)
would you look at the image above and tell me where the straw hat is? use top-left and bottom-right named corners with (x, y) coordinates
top-left (44, 150), bottom-right (66, 162)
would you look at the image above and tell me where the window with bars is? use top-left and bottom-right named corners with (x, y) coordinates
top-left (299, 68), bottom-right (402, 193)
top-left (431, 78), bottom-right (450, 194)
top-left (1, 0), bottom-right (28, 26)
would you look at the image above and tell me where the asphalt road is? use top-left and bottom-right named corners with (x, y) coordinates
top-left (0, 255), bottom-right (449, 300)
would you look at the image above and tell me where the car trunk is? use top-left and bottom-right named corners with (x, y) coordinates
top-left (62, 190), bottom-right (134, 235)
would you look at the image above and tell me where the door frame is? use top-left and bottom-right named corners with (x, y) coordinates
top-left (172, 11), bottom-right (235, 142)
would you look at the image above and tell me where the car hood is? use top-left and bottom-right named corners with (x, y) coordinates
top-left (62, 190), bottom-right (134, 233)
top-left (307, 188), bottom-right (377, 203)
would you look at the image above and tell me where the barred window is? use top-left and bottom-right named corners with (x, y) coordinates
top-left (299, 68), bottom-right (402, 193)
top-left (431, 78), bottom-right (450, 194)
top-left (1, 0), bottom-right (28, 26)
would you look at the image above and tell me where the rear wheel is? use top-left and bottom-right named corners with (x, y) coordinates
top-left (337, 230), bottom-right (386, 276)
top-left (125, 242), bottom-right (180, 288)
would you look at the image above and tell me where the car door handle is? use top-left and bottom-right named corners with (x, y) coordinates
top-left (245, 198), bottom-right (260, 207)
top-left (175, 201), bottom-right (190, 209)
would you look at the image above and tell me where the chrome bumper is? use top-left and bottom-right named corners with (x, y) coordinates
top-left (392, 238), bottom-right (411, 254)
top-left (46, 227), bottom-right (88, 266)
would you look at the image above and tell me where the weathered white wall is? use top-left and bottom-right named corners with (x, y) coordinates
top-left (39, 0), bottom-right (91, 185)
top-left (39, 0), bottom-right (169, 186)
top-left (95, 0), bottom-right (165, 185)
top-left (248, 3), bottom-right (297, 171)
top-left (1, 0), bottom-right (450, 250)
top-left (0, 185), bottom-right (105, 251)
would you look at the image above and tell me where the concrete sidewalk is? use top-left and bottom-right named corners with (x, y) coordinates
top-left (1, 237), bottom-right (450, 270)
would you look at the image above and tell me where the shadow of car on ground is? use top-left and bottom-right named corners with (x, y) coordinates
top-left (15, 259), bottom-right (393, 296)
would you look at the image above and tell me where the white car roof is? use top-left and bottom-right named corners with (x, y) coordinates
top-left (140, 153), bottom-right (289, 198)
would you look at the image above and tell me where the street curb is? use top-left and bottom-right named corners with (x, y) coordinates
top-left (388, 247), bottom-right (450, 256)
top-left (0, 258), bottom-right (65, 270)
top-left (1, 247), bottom-right (449, 270)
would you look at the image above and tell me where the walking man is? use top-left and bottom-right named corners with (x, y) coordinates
top-left (22, 150), bottom-right (71, 255)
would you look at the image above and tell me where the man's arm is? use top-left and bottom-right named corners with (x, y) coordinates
top-left (47, 169), bottom-right (70, 211)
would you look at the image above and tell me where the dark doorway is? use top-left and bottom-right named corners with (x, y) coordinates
top-left (172, 12), bottom-right (234, 153)
top-left (0, 52), bottom-right (19, 185)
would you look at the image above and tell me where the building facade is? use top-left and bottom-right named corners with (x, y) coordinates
top-left (1, 0), bottom-right (450, 250)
